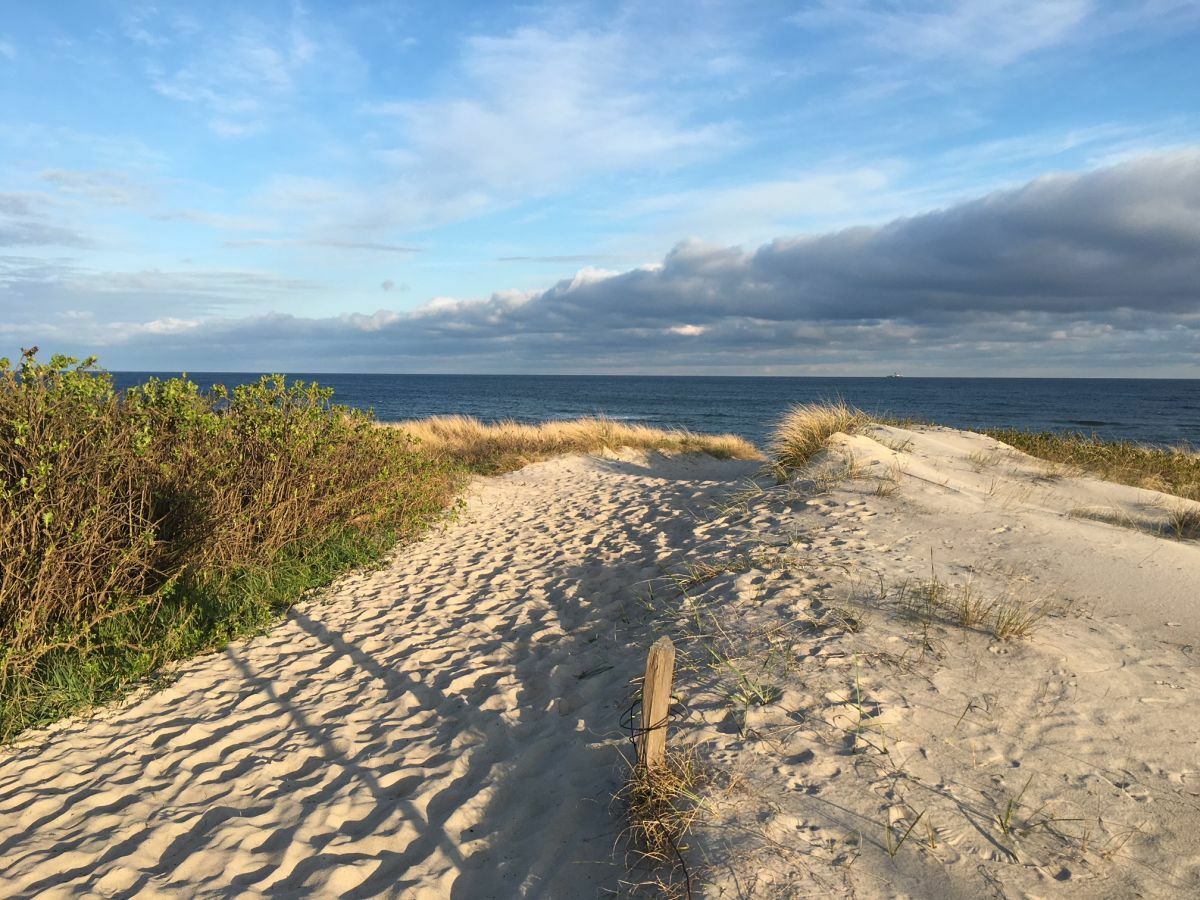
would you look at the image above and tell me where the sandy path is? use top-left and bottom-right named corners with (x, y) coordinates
top-left (0, 452), bottom-right (760, 899)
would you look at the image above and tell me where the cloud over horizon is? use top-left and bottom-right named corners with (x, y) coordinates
top-left (12, 151), bottom-right (1196, 376)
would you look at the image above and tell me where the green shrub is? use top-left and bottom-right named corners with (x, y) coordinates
top-left (0, 349), bottom-right (461, 739)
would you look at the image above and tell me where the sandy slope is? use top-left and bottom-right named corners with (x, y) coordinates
top-left (2, 426), bottom-right (1197, 899)
top-left (0, 451), bottom-right (759, 898)
top-left (665, 424), bottom-right (1200, 897)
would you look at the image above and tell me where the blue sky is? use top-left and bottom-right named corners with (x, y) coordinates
top-left (2, 1), bottom-right (1199, 374)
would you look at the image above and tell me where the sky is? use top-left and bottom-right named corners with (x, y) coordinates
top-left (1, 0), bottom-right (1199, 376)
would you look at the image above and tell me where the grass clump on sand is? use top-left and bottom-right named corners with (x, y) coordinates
top-left (619, 749), bottom-right (709, 898)
top-left (397, 414), bottom-right (761, 475)
top-left (0, 350), bottom-right (461, 741)
top-left (769, 400), bottom-right (869, 472)
top-left (895, 575), bottom-right (1050, 640)
top-left (984, 429), bottom-right (1200, 503)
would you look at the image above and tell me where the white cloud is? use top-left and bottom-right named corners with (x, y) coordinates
top-left (137, 5), bottom-right (354, 138)
top-left (0, 191), bottom-right (90, 248)
top-left (793, 0), bottom-right (1093, 66)
top-left (617, 166), bottom-right (905, 245)
top-left (153, 209), bottom-right (268, 231)
top-left (224, 238), bottom-right (422, 254)
top-left (133, 317), bottom-right (203, 335)
top-left (73, 268), bottom-right (318, 297)
top-left (239, 19), bottom-right (741, 237)
top-left (40, 169), bottom-right (153, 207)
top-left (358, 25), bottom-right (735, 223)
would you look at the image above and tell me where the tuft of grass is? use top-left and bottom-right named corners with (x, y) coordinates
top-left (394, 415), bottom-right (761, 475)
top-left (669, 556), bottom-right (754, 592)
top-left (997, 775), bottom-right (1035, 838)
top-left (1069, 502), bottom-right (1200, 542)
top-left (873, 461), bottom-right (904, 497)
top-left (1165, 502), bottom-right (1200, 540)
top-left (894, 573), bottom-right (1049, 641)
top-left (769, 401), bottom-right (869, 473)
top-left (707, 479), bottom-right (768, 520)
top-left (985, 428), bottom-right (1200, 503)
top-left (991, 598), bottom-right (1048, 640)
top-left (722, 660), bottom-right (783, 709)
top-left (966, 450), bottom-right (1001, 473)
top-left (619, 749), bottom-right (709, 898)
top-left (668, 544), bottom-right (797, 595)
top-left (876, 434), bottom-right (915, 454)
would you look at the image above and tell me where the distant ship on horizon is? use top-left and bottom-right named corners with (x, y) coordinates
top-left (885, 372), bottom-right (903, 379)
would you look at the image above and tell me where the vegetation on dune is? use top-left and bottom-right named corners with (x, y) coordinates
top-left (0, 350), bottom-right (462, 741)
top-left (984, 428), bottom-right (1200, 502)
top-left (396, 414), bottom-right (762, 474)
top-left (768, 401), bottom-right (1199, 508)
top-left (768, 400), bottom-right (867, 472)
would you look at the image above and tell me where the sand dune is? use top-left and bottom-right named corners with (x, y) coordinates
top-left (663, 424), bottom-right (1200, 896)
top-left (2, 424), bottom-right (1197, 898)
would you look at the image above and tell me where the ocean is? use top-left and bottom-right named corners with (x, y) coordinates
top-left (108, 373), bottom-right (1200, 448)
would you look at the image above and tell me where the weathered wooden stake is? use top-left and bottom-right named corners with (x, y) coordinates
top-left (639, 636), bottom-right (675, 769)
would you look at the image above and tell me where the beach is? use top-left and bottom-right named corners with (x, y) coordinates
top-left (7, 7), bottom-right (1197, 895)
top-left (1, 423), bottom-right (1198, 897)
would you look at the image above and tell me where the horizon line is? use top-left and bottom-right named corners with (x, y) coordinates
top-left (101, 370), bottom-right (1200, 381)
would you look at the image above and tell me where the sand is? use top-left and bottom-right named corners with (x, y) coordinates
top-left (1, 425), bottom-right (1197, 898)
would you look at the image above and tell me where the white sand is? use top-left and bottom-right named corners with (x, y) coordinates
top-left (1, 427), bottom-right (1197, 898)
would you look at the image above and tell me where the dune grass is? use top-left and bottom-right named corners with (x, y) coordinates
top-left (984, 429), bottom-right (1200, 503)
top-left (769, 400), bottom-right (869, 472)
top-left (619, 747), bottom-right (708, 898)
top-left (396, 414), bottom-right (762, 474)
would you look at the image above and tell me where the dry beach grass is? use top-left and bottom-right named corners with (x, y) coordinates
top-left (396, 414), bottom-right (762, 473)
top-left (983, 427), bottom-right (1200, 502)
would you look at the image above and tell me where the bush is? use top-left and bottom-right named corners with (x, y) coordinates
top-left (0, 350), bottom-right (461, 739)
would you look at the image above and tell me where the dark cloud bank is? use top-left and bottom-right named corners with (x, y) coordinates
top-left (9, 151), bottom-right (1200, 374)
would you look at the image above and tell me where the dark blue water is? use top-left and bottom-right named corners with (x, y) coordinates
top-left (109, 374), bottom-right (1200, 448)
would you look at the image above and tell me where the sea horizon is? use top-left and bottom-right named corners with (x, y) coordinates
top-left (109, 371), bottom-right (1200, 448)
top-left (108, 370), bottom-right (1197, 379)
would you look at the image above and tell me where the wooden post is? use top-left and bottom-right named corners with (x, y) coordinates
top-left (639, 636), bottom-right (675, 769)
